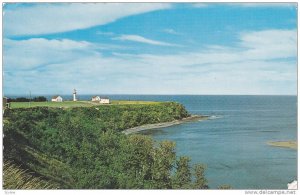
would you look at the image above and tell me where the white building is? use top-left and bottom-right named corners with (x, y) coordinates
top-left (51, 96), bottom-right (63, 102)
top-left (91, 96), bottom-right (101, 101)
top-left (73, 89), bottom-right (77, 101)
top-left (100, 97), bottom-right (110, 104)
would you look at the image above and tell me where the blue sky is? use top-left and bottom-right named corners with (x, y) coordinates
top-left (3, 3), bottom-right (297, 95)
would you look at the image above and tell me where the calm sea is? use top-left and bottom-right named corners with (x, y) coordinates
top-left (138, 95), bottom-right (297, 189)
top-left (7, 95), bottom-right (297, 189)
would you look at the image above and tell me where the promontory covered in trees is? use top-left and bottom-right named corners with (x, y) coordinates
top-left (3, 102), bottom-right (216, 189)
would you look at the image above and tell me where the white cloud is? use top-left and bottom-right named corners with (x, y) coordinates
top-left (240, 29), bottom-right (297, 61)
top-left (3, 37), bottom-right (157, 94)
top-left (190, 3), bottom-right (296, 9)
top-left (240, 29), bottom-right (296, 47)
top-left (227, 3), bottom-right (297, 8)
top-left (3, 38), bottom-right (95, 71)
top-left (110, 29), bottom-right (297, 94)
top-left (162, 28), bottom-right (181, 35)
top-left (112, 34), bottom-right (178, 46)
top-left (3, 29), bottom-right (297, 95)
top-left (192, 3), bottom-right (209, 8)
top-left (129, 29), bottom-right (297, 66)
top-left (96, 31), bottom-right (115, 36)
top-left (4, 3), bottom-right (172, 36)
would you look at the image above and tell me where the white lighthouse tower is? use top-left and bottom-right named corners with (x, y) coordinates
top-left (73, 89), bottom-right (77, 101)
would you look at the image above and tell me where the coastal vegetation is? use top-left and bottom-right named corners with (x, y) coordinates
top-left (3, 102), bottom-right (209, 189)
top-left (8, 96), bottom-right (47, 102)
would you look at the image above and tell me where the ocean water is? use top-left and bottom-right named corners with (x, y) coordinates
top-left (137, 95), bottom-right (297, 189)
top-left (72, 95), bottom-right (296, 189)
top-left (7, 94), bottom-right (297, 189)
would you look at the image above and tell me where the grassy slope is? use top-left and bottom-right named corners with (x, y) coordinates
top-left (110, 100), bottom-right (160, 105)
top-left (4, 161), bottom-right (56, 189)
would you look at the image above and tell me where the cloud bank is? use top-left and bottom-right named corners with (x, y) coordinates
top-left (3, 29), bottom-right (297, 95)
top-left (4, 3), bottom-right (171, 36)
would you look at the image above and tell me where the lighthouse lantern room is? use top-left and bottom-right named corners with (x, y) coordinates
top-left (73, 89), bottom-right (77, 101)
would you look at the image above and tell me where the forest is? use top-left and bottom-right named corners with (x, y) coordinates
top-left (8, 96), bottom-right (47, 102)
top-left (3, 102), bottom-right (211, 189)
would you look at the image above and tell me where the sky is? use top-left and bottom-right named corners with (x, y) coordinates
top-left (3, 3), bottom-right (297, 95)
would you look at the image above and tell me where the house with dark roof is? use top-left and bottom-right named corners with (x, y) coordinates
top-left (51, 95), bottom-right (63, 102)
top-left (91, 96), bottom-right (101, 101)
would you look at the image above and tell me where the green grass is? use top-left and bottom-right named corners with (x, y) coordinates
top-left (10, 100), bottom-right (161, 108)
top-left (10, 101), bottom-right (93, 108)
top-left (111, 100), bottom-right (160, 105)
top-left (3, 161), bottom-right (55, 189)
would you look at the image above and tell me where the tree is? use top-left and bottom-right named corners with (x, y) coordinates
top-left (193, 164), bottom-right (208, 189)
top-left (151, 141), bottom-right (176, 189)
top-left (172, 156), bottom-right (192, 189)
top-left (32, 96), bottom-right (47, 102)
top-left (9, 97), bottom-right (30, 102)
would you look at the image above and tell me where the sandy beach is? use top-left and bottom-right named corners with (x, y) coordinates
top-left (267, 141), bottom-right (297, 150)
top-left (122, 115), bottom-right (208, 135)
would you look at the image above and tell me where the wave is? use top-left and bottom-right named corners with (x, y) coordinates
top-left (207, 115), bottom-right (223, 120)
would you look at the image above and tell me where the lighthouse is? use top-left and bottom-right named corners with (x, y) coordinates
top-left (73, 89), bottom-right (77, 101)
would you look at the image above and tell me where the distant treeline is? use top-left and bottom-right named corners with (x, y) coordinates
top-left (8, 96), bottom-right (47, 102)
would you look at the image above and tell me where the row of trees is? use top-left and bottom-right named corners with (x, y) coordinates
top-left (3, 103), bottom-right (212, 189)
top-left (8, 96), bottom-right (47, 102)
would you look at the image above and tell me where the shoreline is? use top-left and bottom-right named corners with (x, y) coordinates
top-left (122, 115), bottom-right (209, 135)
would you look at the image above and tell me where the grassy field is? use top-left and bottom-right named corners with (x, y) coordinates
top-left (10, 101), bottom-right (93, 109)
top-left (110, 100), bottom-right (160, 105)
top-left (10, 100), bottom-right (161, 108)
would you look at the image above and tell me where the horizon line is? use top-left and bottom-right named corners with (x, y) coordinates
top-left (3, 93), bottom-right (297, 96)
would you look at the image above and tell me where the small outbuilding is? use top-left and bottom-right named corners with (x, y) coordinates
top-left (51, 95), bottom-right (63, 102)
top-left (3, 97), bottom-right (10, 109)
top-left (100, 97), bottom-right (110, 104)
top-left (91, 96), bottom-right (101, 101)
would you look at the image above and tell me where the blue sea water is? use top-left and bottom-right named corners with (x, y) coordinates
top-left (7, 94), bottom-right (297, 189)
top-left (137, 95), bottom-right (297, 189)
